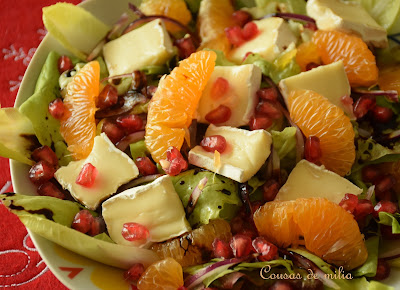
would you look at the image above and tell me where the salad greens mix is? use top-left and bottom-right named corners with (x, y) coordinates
top-left (1, 0), bottom-right (400, 289)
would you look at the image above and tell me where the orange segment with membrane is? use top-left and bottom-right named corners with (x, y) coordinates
top-left (312, 30), bottom-right (378, 87)
top-left (296, 41), bottom-right (321, 72)
top-left (378, 65), bottom-right (400, 94)
top-left (60, 61), bottom-right (100, 160)
top-left (287, 89), bottom-right (355, 176)
top-left (145, 50), bottom-right (216, 162)
top-left (254, 198), bottom-right (368, 271)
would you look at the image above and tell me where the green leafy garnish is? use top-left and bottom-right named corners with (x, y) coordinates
top-left (378, 212), bottom-right (400, 234)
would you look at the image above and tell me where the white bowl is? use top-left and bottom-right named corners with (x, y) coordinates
top-left (10, 0), bottom-right (400, 289)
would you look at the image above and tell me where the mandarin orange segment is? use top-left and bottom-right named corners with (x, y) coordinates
top-left (254, 198), bottom-right (368, 271)
top-left (296, 41), bottom-right (321, 72)
top-left (312, 30), bottom-right (378, 87)
top-left (287, 89), bottom-right (355, 176)
top-left (197, 0), bottom-right (235, 55)
top-left (145, 50), bottom-right (216, 162)
top-left (378, 65), bottom-right (400, 94)
top-left (60, 61), bottom-right (100, 160)
top-left (137, 257), bottom-right (184, 290)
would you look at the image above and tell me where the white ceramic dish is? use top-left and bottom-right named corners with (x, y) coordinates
top-left (9, 0), bottom-right (400, 289)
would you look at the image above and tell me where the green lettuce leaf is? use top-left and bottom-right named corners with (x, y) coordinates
top-left (378, 212), bottom-right (400, 234)
top-left (352, 236), bottom-right (379, 277)
top-left (129, 139), bottom-right (149, 161)
top-left (271, 127), bottom-right (297, 160)
top-left (171, 170), bottom-right (241, 226)
top-left (204, 49), bottom-right (236, 66)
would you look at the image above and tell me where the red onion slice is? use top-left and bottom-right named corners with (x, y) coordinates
top-left (262, 13), bottom-right (317, 30)
top-left (352, 88), bottom-right (399, 103)
top-left (115, 131), bottom-right (145, 151)
top-left (186, 177), bottom-right (208, 217)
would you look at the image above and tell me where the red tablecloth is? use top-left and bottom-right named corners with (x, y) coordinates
top-left (0, 1), bottom-right (81, 289)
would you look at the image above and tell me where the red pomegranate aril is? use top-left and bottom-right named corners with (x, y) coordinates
top-left (375, 190), bottom-right (395, 202)
top-left (361, 165), bottom-right (380, 183)
top-left (230, 216), bottom-right (244, 235)
top-left (375, 175), bottom-right (396, 193)
top-left (353, 95), bottom-right (376, 119)
top-left (339, 193), bottom-right (358, 214)
top-left (305, 62), bottom-right (320, 71)
top-left (263, 179), bottom-right (280, 202)
top-left (304, 136), bottom-right (322, 165)
top-left (256, 101), bottom-right (282, 119)
top-left (122, 222), bottom-right (150, 242)
top-left (256, 87), bottom-right (278, 102)
top-left (210, 77), bottom-right (230, 99)
top-left (37, 182), bottom-right (66, 199)
top-left (230, 234), bottom-right (253, 258)
top-left (102, 120), bottom-right (125, 144)
top-left (57, 55), bottom-right (73, 74)
top-left (96, 84), bottom-right (119, 110)
top-left (88, 217), bottom-right (106, 236)
top-left (175, 37), bottom-right (196, 59)
top-left (380, 225), bottom-right (400, 240)
top-left (72, 210), bottom-right (94, 234)
top-left (372, 106), bottom-right (393, 123)
top-left (373, 200), bottom-right (399, 218)
top-left (123, 263), bottom-right (145, 282)
top-left (249, 116), bottom-right (273, 130)
top-left (48, 98), bottom-right (66, 120)
top-left (353, 199), bottom-right (374, 220)
top-left (205, 105), bottom-right (232, 124)
top-left (241, 21), bottom-right (258, 40)
top-left (225, 26), bottom-right (245, 46)
top-left (212, 238), bottom-right (233, 259)
top-left (232, 10), bottom-right (252, 27)
top-left (373, 259), bottom-right (391, 281)
top-left (200, 135), bottom-right (227, 153)
top-left (135, 157), bottom-right (158, 176)
top-left (116, 114), bottom-right (143, 134)
top-left (162, 147), bottom-right (188, 176)
top-left (32, 145), bottom-right (58, 167)
top-left (29, 161), bottom-right (56, 184)
top-left (76, 163), bottom-right (98, 187)
top-left (252, 237), bottom-right (278, 262)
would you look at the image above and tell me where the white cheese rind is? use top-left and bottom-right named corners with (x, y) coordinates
top-left (197, 64), bottom-right (262, 127)
top-left (306, 0), bottom-right (387, 48)
top-left (229, 17), bottom-right (297, 63)
top-left (279, 61), bottom-right (354, 118)
top-left (103, 19), bottom-right (174, 76)
top-left (54, 133), bottom-right (139, 210)
top-left (188, 125), bottom-right (272, 183)
top-left (102, 175), bottom-right (191, 247)
top-left (275, 159), bottom-right (362, 204)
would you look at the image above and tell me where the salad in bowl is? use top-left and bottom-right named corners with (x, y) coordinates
top-left (2, 0), bottom-right (400, 289)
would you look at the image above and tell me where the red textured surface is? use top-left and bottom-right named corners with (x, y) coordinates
top-left (0, 1), bottom-right (80, 289)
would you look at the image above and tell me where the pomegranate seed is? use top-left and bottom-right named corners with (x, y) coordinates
top-left (262, 180), bottom-right (280, 202)
top-left (76, 163), bottom-right (98, 187)
top-left (238, 227), bottom-right (258, 239)
top-left (256, 88), bottom-right (278, 102)
top-left (135, 157), bottom-right (158, 176)
top-left (96, 84), bottom-right (118, 109)
top-left (353, 199), bottom-right (374, 220)
top-left (373, 200), bottom-right (399, 218)
top-left (225, 26), bottom-right (245, 46)
top-left (375, 190), bottom-right (395, 202)
top-left (372, 106), bottom-right (393, 123)
top-left (304, 136), bottom-right (322, 165)
top-left (373, 259), bottom-right (391, 281)
top-left (48, 98), bottom-right (66, 120)
top-left (101, 120), bottom-right (125, 144)
top-left (256, 101), bottom-right (282, 119)
top-left (249, 116), bottom-right (273, 130)
top-left (230, 234), bottom-right (253, 258)
top-left (230, 216), bottom-right (244, 235)
top-left (212, 238), bottom-right (233, 259)
top-left (122, 222), bottom-right (150, 242)
top-left (37, 182), bottom-right (65, 199)
top-left (174, 37), bottom-right (196, 59)
top-left (375, 175), bottom-right (396, 193)
top-left (339, 193), bottom-right (358, 214)
top-left (123, 263), bottom-right (145, 282)
top-left (72, 210), bottom-right (94, 234)
top-left (32, 146), bottom-right (58, 168)
top-left (381, 225), bottom-right (400, 240)
top-left (252, 237), bottom-right (278, 262)
top-left (361, 165), bottom-right (380, 183)
top-left (200, 135), bottom-right (227, 153)
top-left (353, 95), bottom-right (376, 119)
top-left (205, 105), bottom-right (232, 124)
top-left (305, 62), bottom-right (320, 71)
top-left (232, 10), bottom-right (252, 27)
top-left (210, 77), bottom-right (230, 99)
top-left (29, 161), bottom-right (56, 184)
top-left (88, 217), bottom-right (106, 236)
top-left (162, 147), bottom-right (188, 176)
top-left (241, 21), bottom-right (258, 40)
top-left (116, 114), bottom-right (143, 134)
top-left (57, 55), bottom-right (73, 74)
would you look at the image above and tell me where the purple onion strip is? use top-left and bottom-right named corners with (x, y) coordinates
top-left (186, 177), bottom-right (208, 217)
top-left (116, 131), bottom-right (145, 151)
top-left (352, 88), bottom-right (399, 103)
top-left (263, 13), bottom-right (316, 25)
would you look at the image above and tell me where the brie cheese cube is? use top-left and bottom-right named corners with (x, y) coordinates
top-left (229, 17), bottom-right (297, 63)
top-left (275, 160), bottom-right (362, 204)
top-left (306, 0), bottom-right (387, 48)
top-left (279, 61), bottom-right (354, 118)
top-left (197, 64), bottom-right (262, 127)
top-left (103, 19), bottom-right (174, 76)
top-left (189, 125), bottom-right (272, 183)
top-left (54, 133), bottom-right (139, 210)
top-left (102, 175), bottom-right (191, 247)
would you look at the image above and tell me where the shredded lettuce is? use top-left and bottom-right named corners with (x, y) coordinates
top-left (378, 212), bottom-right (400, 234)
top-left (204, 49), bottom-right (236, 66)
top-left (352, 236), bottom-right (379, 277)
